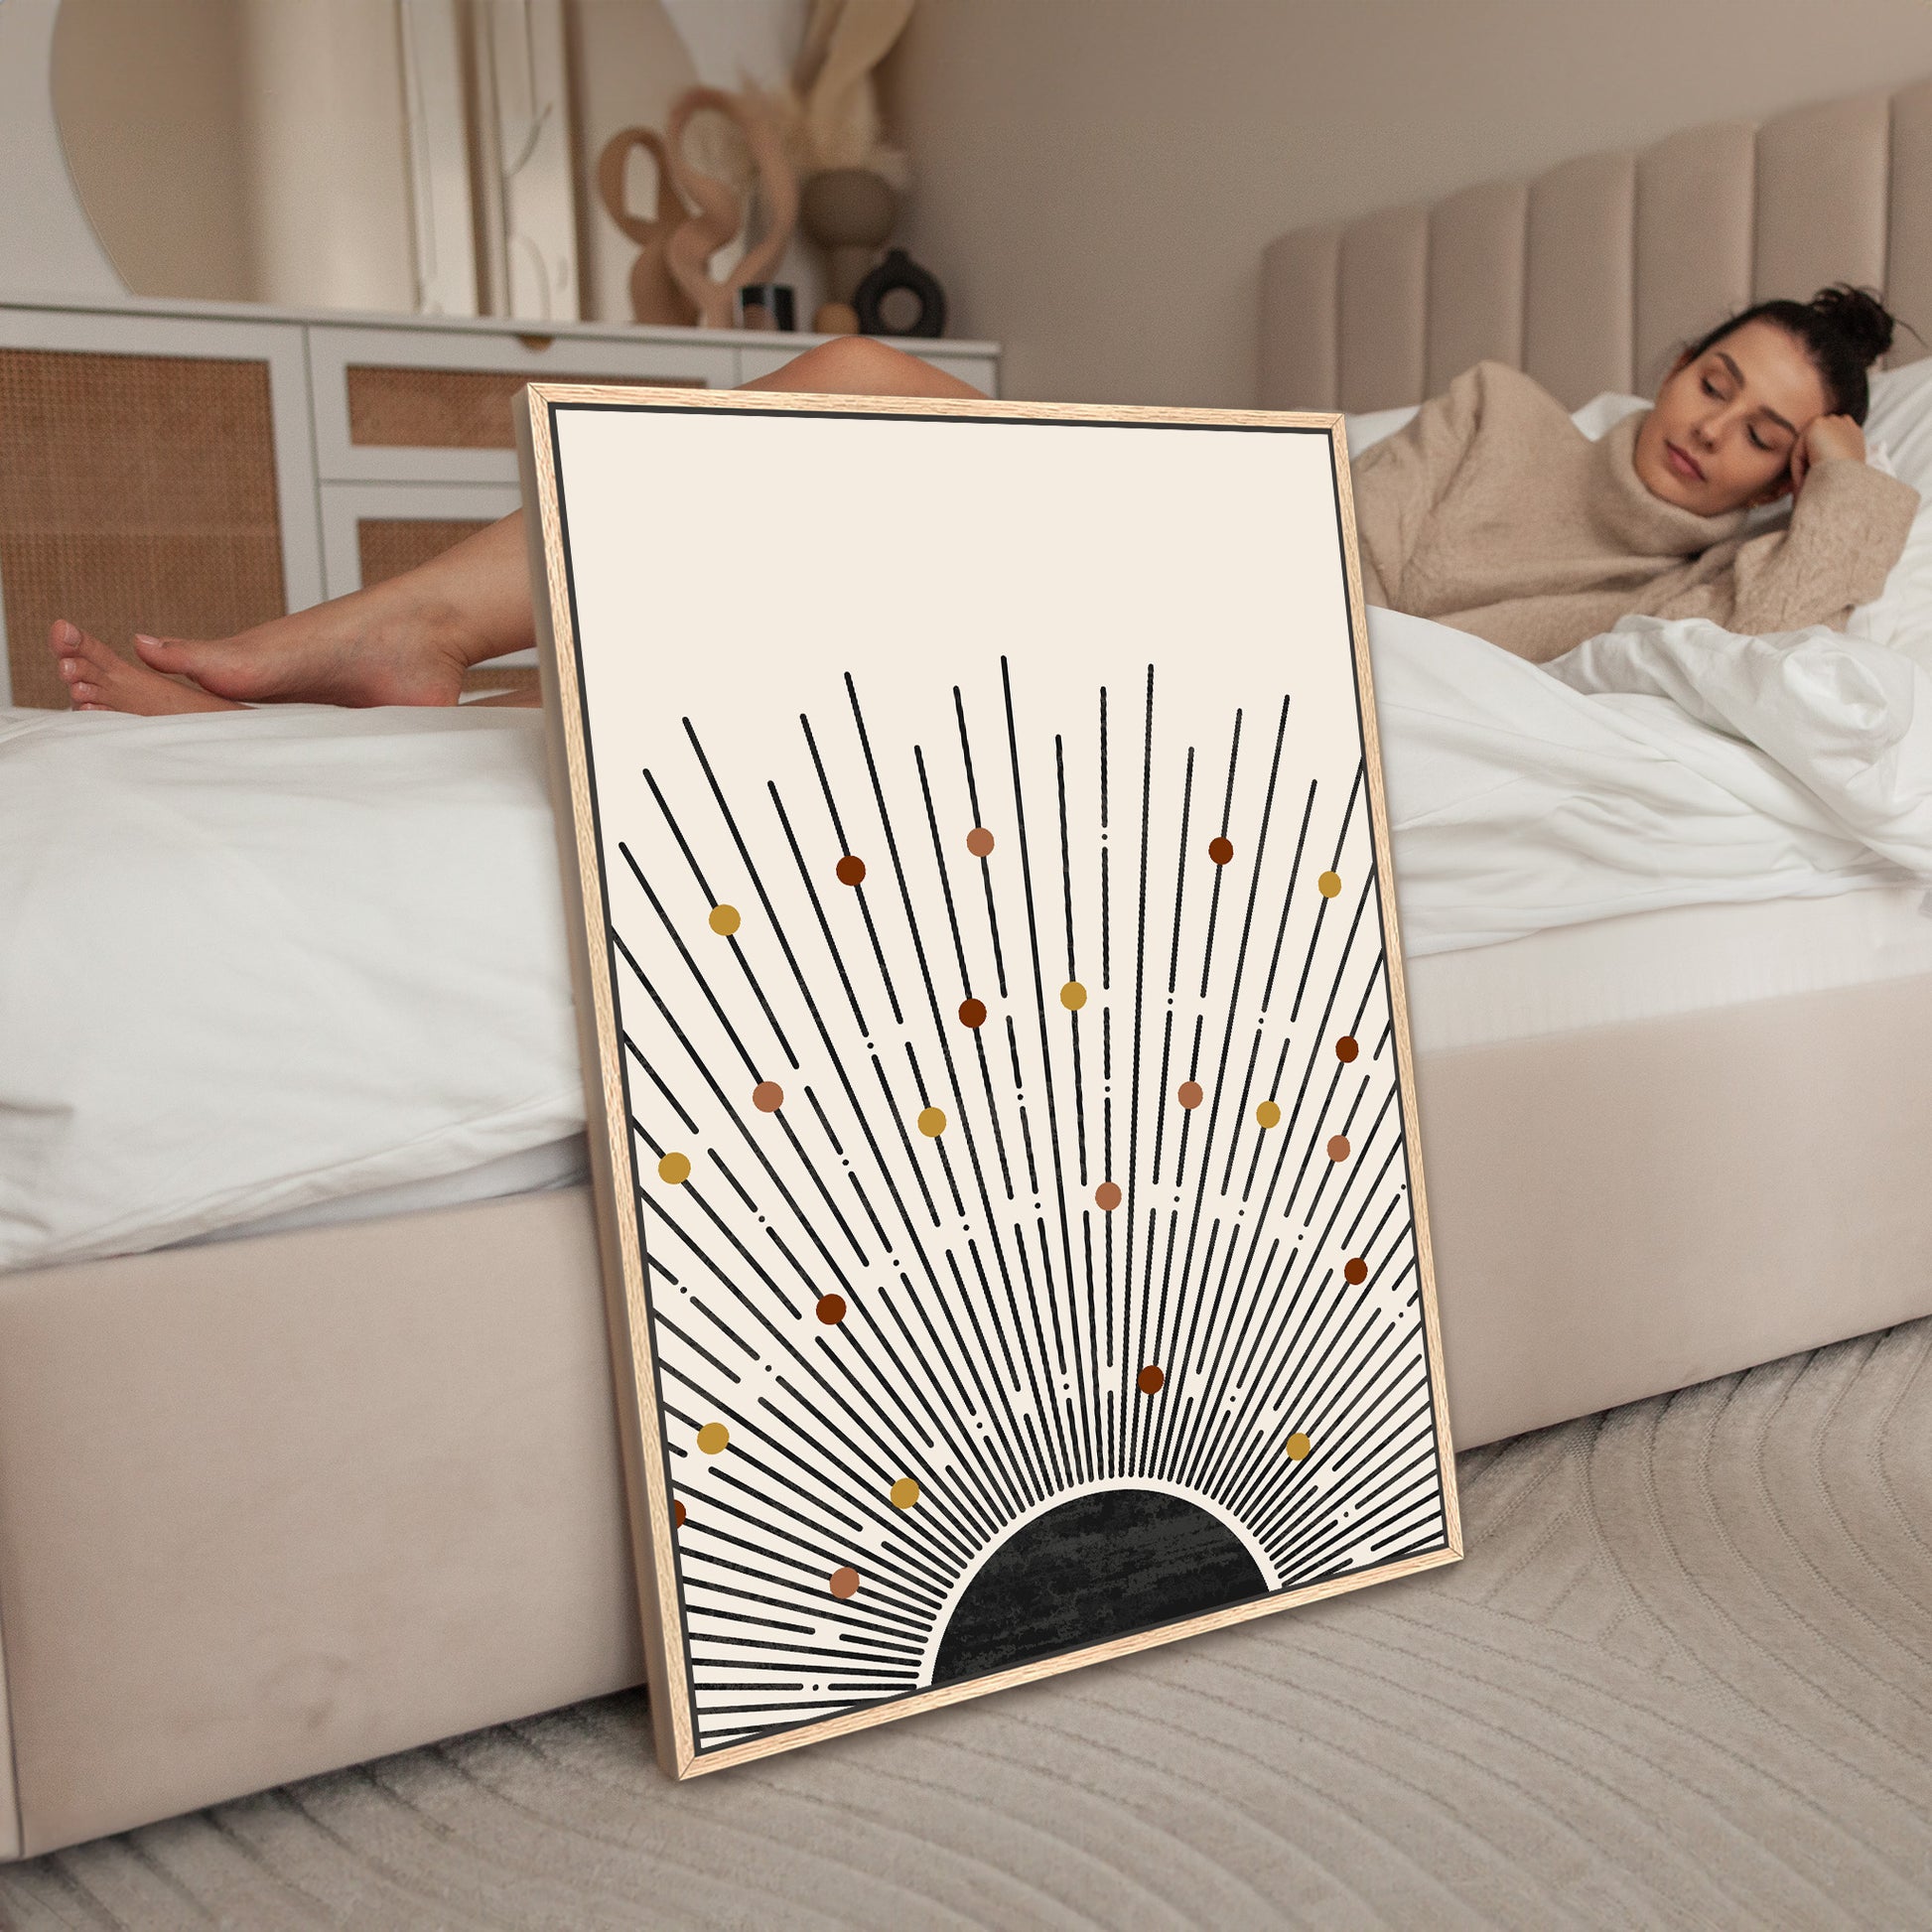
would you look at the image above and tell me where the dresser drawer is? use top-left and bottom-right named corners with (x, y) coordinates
top-left (310, 325), bottom-right (739, 484)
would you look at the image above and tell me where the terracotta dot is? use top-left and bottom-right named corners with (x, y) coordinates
top-left (890, 1477), bottom-right (921, 1509)
top-left (829, 1566), bottom-right (861, 1599)
top-left (917, 1106), bottom-right (947, 1137)
top-left (1177, 1081), bottom-right (1203, 1110)
top-left (696, 1422), bottom-right (729, 1454)
top-left (836, 855), bottom-right (867, 887)
top-left (657, 1152), bottom-right (691, 1185)
top-left (1285, 1432), bottom-right (1312, 1460)
top-left (1343, 1257), bottom-right (1368, 1285)
top-left (966, 827), bottom-right (995, 858)
top-left (708, 903), bottom-right (741, 936)
top-left (1094, 1180), bottom-right (1122, 1211)
top-left (1208, 836), bottom-right (1234, 866)
top-left (673, 1500), bottom-right (687, 1528)
top-left (1318, 871), bottom-right (1342, 897)
top-left (1137, 1364), bottom-right (1166, 1395)
top-left (752, 1080), bottom-right (784, 1112)
top-left (1327, 1134), bottom-right (1350, 1162)
top-left (959, 997), bottom-right (988, 1028)
top-left (815, 1293), bottom-right (847, 1325)
top-left (1255, 1100), bottom-right (1282, 1129)
top-left (1335, 1035), bottom-right (1359, 1062)
top-left (1060, 981), bottom-right (1087, 1011)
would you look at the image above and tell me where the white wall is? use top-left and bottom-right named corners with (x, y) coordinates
top-left (888, 0), bottom-right (1932, 407)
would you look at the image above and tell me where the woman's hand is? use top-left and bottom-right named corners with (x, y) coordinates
top-left (1789, 414), bottom-right (1866, 495)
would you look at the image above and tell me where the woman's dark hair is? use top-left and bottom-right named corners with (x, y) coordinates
top-left (1682, 284), bottom-right (1902, 423)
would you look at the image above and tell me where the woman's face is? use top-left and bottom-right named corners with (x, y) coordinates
top-left (1631, 318), bottom-right (1831, 515)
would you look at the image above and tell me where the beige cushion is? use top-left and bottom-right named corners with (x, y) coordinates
top-left (1426, 181), bottom-right (1527, 399)
top-left (1754, 90), bottom-right (1890, 307)
top-left (1524, 150), bottom-right (1636, 409)
top-left (1635, 121), bottom-right (1755, 393)
top-left (1339, 204), bottom-right (1428, 414)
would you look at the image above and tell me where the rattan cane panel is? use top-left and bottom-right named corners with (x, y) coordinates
top-left (0, 348), bottom-right (284, 709)
top-left (346, 365), bottom-right (705, 450)
top-left (355, 518), bottom-right (493, 589)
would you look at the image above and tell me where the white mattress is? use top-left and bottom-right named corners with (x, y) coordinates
top-left (1401, 878), bottom-right (1932, 1053)
top-left (190, 881), bottom-right (1932, 1249)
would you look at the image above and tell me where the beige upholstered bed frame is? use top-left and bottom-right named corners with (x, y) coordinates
top-left (6, 74), bottom-right (1932, 1861)
top-left (1261, 78), bottom-right (1932, 415)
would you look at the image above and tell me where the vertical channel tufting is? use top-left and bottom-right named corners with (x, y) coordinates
top-left (1338, 204), bottom-right (1429, 413)
top-left (1524, 151), bottom-right (1636, 409)
top-left (1256, 77), bottom-right (1932, 408)
top-left (1258, 224), bottom-right (1340, 409)
top-left (1887, 80), bottom-right (1932, 366)
top-left (1635, 122), bottom-right (1755, 394)
top-left (1753, 91), bottom-right (1890, 306)
top-left (1425, 181), bottom-right (1528, 397)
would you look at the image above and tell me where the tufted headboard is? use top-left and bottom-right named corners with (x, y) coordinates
top-left (1260, 78), bottom-right (1932, 415)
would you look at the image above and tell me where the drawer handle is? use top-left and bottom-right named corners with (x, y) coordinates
top-left (516, 334), bottom-right (556, 352)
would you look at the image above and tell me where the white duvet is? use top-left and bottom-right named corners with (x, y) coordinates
top-left (6, 604), bottom-right (1932, 1269)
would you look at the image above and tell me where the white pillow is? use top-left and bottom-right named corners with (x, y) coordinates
top-left (1847, 357), bottom-right (1932, 674)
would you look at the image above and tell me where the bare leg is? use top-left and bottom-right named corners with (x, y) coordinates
top-left (69, 338), bottom-right (986, 713)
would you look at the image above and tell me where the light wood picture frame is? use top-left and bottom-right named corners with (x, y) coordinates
top-left (517, 382), bottom-right (1462, 1778)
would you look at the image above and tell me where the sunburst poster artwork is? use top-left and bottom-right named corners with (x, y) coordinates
top-left (519, 384), bottom-right (1461, 1777)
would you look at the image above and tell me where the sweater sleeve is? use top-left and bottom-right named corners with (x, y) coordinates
top-left (1347, 362), bottom-right (1488, 610)
top-left (1669, 459), bottom-right (1920, 635)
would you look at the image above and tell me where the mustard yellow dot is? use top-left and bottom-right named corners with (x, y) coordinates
top-left (1255, 1100), bottom-right (1282, 1130)
top-left (657, 1152), bottom-right (691, 1184)
top-left (890, 1477), bottom-right (921, 1509)
top-left (708, 903), bottom-right (741, 936)
top-left (697, 1422), bottom-right (729, 1454)
top-left (917, 1106), bottom-right (947, 1137)
top-left (1317, 871), bottom-right (1342, 897)
top-left (1060, 981), bottom-right (1087, 1012)
top-left (1285, 1432), bottom-right (1312, 1460)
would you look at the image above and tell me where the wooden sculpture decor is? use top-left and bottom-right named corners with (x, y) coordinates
top-left (662, 87), bottom-right (799, 333)
top-left (596, 127), bottom-right (698, 328)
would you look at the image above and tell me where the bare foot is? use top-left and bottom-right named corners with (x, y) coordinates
top-left (50, 620), bottom-right (240, 715)
top-left (132, 599), bottom-right (473, 709)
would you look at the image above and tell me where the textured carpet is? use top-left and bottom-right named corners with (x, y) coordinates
top-left (4, 1317), bottom-right (1930, 1931)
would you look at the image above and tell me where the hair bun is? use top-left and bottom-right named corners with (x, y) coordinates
top-left (1809, 283), bottom-right (1896, 367)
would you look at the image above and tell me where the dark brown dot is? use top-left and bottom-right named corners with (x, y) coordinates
top-left (836, 855), bottom-right (867, 887)
top-left (1327, 1134), bottom-right (1351, 1162)
top-left (673, 1500), bottom-right (687, 1528)
top-left (966, 827), bottom-right (995, 858)
top-left (1335, 1035), bottom-right (1359, 1062)
top-left (1177, 1080), bottom-right (1203, 1110)
top-left (1137, 1364), bottom-right (1166, 1395)
top-left (1208, 836), bottom-right (1234, 865)
top-left (959, 997), bottom-right (988, 1028)
top-left (752, 1080), bottom-right (783, 1112)
top-left (1095, 1180), bottom-right (1122, 1211)
top-left (829, 1565), bottom-right (861, 1599)
top-left (816, 1293), bottom-right (847, 1324)
top-left (1343, 1257), bottom-right (1368, 1285)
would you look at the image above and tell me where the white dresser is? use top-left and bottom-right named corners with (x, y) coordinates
top-left (0, 296), bottom-right (1000, 706)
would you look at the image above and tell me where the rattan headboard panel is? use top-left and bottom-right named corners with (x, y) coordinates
top-left (1261, 77), bottom-right (1932, 412)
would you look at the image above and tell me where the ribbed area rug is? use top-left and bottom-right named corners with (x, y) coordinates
top-left (4, 1317), bottom-right (1929, 1931)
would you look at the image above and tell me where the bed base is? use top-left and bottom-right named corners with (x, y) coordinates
top-left (4, 965), bottom-right (1930, 1857)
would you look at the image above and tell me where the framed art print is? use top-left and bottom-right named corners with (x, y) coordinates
top-left (518, 383), bottom-right (1462, 1778)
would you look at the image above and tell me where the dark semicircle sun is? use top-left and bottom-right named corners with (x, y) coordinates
top-left (931, 1487), bottom-right (1268, 1687)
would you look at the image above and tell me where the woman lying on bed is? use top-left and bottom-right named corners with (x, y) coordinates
top-left (47, 284), bottom-right (1920, 713)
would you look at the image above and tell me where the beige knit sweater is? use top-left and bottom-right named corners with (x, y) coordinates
top-left (1350, 360), bottom-right (1921, 663)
